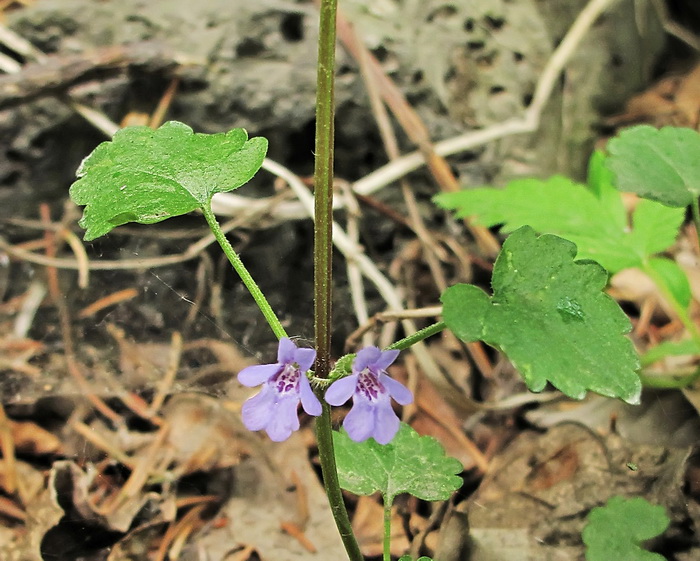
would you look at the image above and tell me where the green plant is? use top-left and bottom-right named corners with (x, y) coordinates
top-left (435, 144), bottom-right (700, 387)
top-left (68, 0), bottom-right (689, 558)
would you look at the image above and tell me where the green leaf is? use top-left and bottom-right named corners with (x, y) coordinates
top-left (583, 496), bottom-right (669, 561)
top-left (70, 121), bottom-right (268, 240)
top-left (606, 125), bottom-right (700, 207)
top-left (441, 284), bottom-right (490, 342)
top-left (627, 202), bottom-right (684, 266)
top-left (434, 173), bottom-right (683, 273)
top-left (398, 556), bottom-right (433, 561)
top-left (333, 423), bottom-right (462, 503)
top-left (441, 226), bottom-right (641, 403)
top-left (646, 257), bottom-right (693, 311)
top-left (587, 150), bottom-right (628, 234)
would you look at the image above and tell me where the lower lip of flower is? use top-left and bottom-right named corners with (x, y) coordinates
top-left (356, 371), bottom-right (384, 400)
top-left (273, 365), bottom-right (300, 395)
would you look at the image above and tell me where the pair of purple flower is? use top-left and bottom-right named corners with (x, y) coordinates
top-left (237, 338), bottom-right (413, 444)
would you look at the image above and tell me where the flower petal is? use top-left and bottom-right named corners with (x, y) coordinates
top-left (373, 349), bottom-right (400, 372)
top-left (353, 346), bottom-right (382, 373)
top-left (265, 397), bottom-right (300, 441)
top-left (294, 347), bottom-right (317, 373)
top-left (381, 375), bottom-right (413, 405)
top-left (299, 375), bottom-right (322, 416)
top-left (325, 375), bottom-right (358, 406)
top-left (371, 401), bottom-right (400, 444)
top-left (241, 387), bottom-right (275, 431)
top-left (237, 363), bottom-right (280, 387)
top-left (343, 400), bottom-right (375, 442)
top-left (277, 337), bottom-right (297, 364)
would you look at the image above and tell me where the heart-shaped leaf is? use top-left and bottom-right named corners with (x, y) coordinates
top-left (70, 121), bottom-right (267, 240)
top-left (442, 226), bottom-right (641, 403)
top-left (583, 496), bottom-right (669, 561)
top-left (333, 422), bottom-right (462, 503)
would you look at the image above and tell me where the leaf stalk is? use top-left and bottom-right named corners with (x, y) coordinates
top-left (201, 205), bottom-right (288, 340)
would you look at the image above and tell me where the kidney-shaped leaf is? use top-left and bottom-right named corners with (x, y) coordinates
top-left (334, 423), bottom-right (462, 503)
top-left (583, 496), bottom-right (669, 561)
top-left (70, 121), bottom-right (268, 240)
top-left (442, 226), bottom-right (641, 403)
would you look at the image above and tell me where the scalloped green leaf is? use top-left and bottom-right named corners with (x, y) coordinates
top-left (583, 496), bottom-right (669, 561)
top-left (441, 226), bottom-right (641, 403)
top-left (433, 171), bottom-right (684, 273)
top-left (606, 125), bottom-right (700, 207)
top-left (70, 121), bottom-right (268, 240)
top-left (333, 423), bottom-right (462, 503)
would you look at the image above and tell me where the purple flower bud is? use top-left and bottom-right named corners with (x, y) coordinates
top-left (237, 338), bottom-right (322, 442)
top-left (325, 347), bottom-right (413, 444)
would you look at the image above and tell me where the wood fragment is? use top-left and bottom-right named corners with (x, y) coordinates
top-left (0, 403), bottom-right (17, 495)
top-left (77, 288), bottom-right (139, 318)
top-left (0, 495), bottom-right (25, 521)
top-left (280, 521), bottom-right (318, 553)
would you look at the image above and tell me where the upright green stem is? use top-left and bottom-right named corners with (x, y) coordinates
top-left (312, 1), bottom-right (363, 560)
top-left (314, 0), bottom-right (337, 379)
top-left (383, 499), bottom-right (392, 561)
top-left (316, 404), bottom-right (364, 560)
top-left (201, 205), bottom-right (287, 340)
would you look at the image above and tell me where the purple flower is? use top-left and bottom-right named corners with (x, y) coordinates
top-left (325, 347), bottom-right (413, 444)
top-left (237, 338), bottom-right (322, 442)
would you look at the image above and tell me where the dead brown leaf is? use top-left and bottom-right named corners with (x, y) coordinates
top-left (162, 393), bottom-right (251, 474)
top-left (606, 63), bottom-right (700, 129)
top-left (460, 423), bottom-right (695, 561)
top-left (9, 420), bottom-right (63, 456)
top-left (0, 465), bottom-right (65, 561)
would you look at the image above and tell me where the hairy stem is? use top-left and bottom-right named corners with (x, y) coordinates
top-left (313, 1), bottom-right (363, 560)
top-left (314, 0), bottom-right (336, 379)
top-left (316, 404), bottom-right (364, 560)
top-left (387, 321), bottom-right (447, 351)
top-left (201, 205), bottom-right (287, 340)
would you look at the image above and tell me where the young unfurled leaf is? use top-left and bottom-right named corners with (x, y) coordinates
top-left (433, 159), bottom-right (684, 273)
top-left (442, 226), bottom-right (641, 403)
top-left (333, 422), bottom-right (462, 504)
top-left (583, 496), bottom-right (669, 561)
top-left (606, 125), bottom-right (700, 208)
top-left (70, 121), bottom-right (268, 240)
